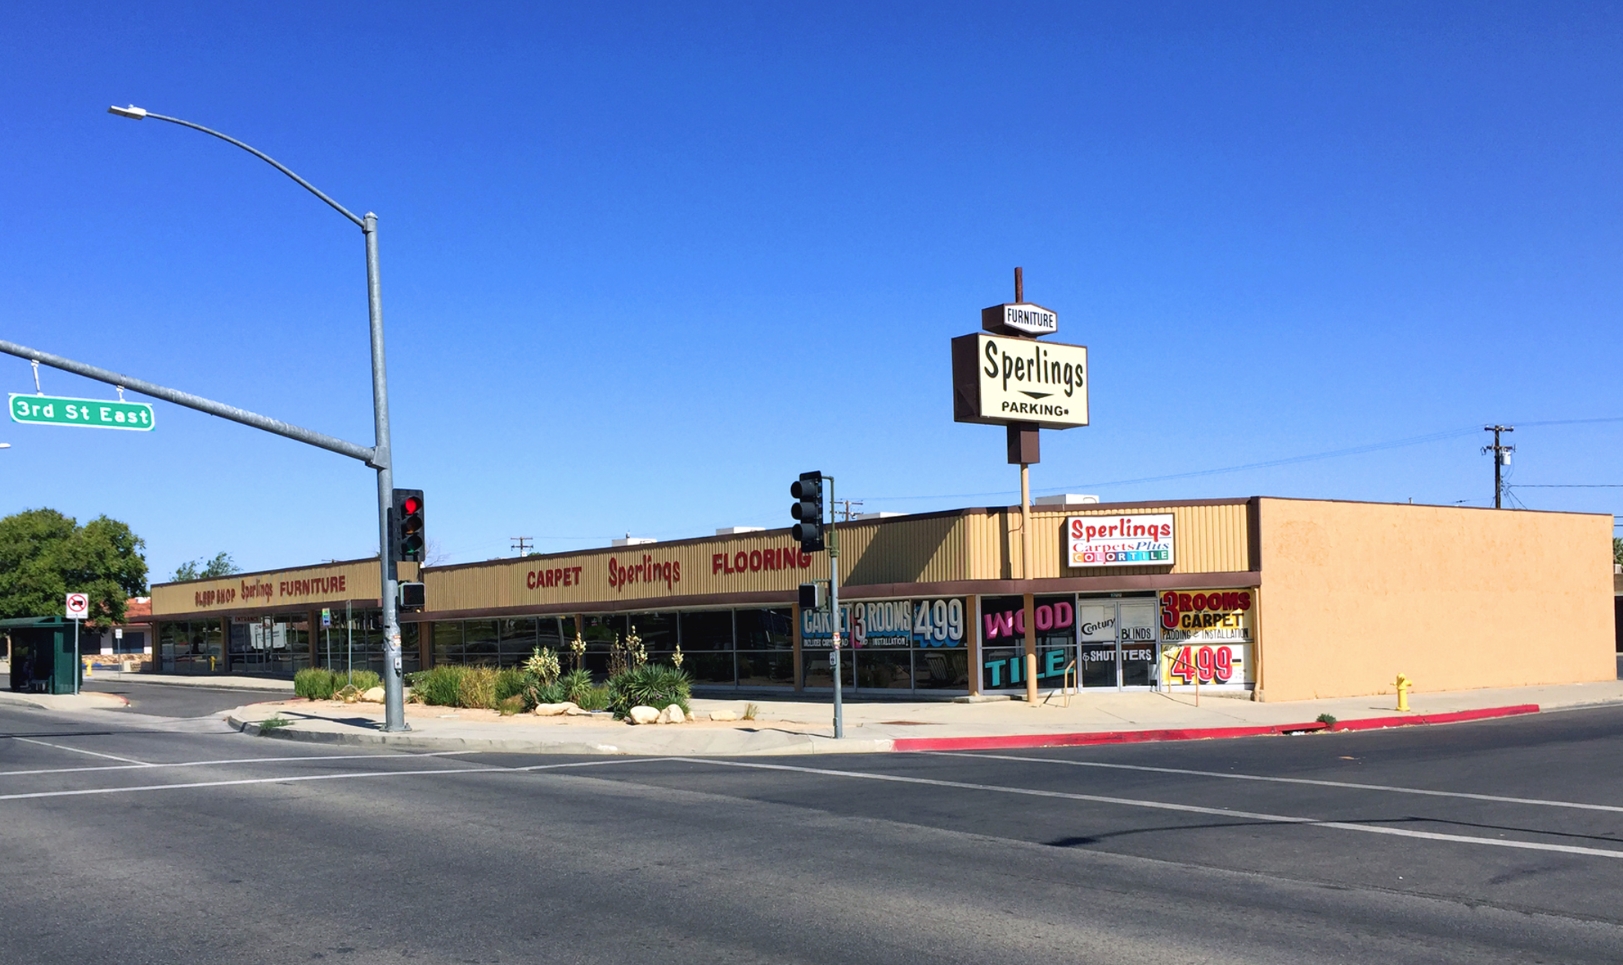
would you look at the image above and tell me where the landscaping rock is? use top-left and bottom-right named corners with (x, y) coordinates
top-left (533, 701), bottom-right (579, 717)
top-left (360, 686), bottom-right (385, 703)
top-left (627, 705), bottom-right (660, 725)
top-left (709, 710), bottom-right (738, 721)
top-left (658, 704), bottom-right (686, 724)
top-left (564, 706), bottom-right (593, 716)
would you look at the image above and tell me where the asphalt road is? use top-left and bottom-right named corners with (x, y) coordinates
top-left (1, 699), bottom-right (1620, 964)
top-left (80, 679), bottom-right (290, 717)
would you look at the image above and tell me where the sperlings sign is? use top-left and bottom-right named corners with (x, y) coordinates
top-left (1066, 514), bottom-right (1174, 567)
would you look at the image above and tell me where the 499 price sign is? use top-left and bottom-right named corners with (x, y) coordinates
top-left (801, 598), bottom-right (967, 649)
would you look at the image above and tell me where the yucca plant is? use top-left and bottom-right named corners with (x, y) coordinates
top-left (608, 663), bottom-right (691, 719)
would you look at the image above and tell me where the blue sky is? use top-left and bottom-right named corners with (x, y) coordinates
top-left (2, 2), bottom-right (1620, 580)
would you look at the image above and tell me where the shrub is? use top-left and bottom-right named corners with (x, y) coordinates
top-left (497, 695), bottom-right (526, 716)
top-left (295, 667), bottom-right (334, 700)
top-left (409, 666), bottom-right (466, 707)
top-left (575, 685), bottom-right (612, 712)
top-left (341, 668), bottom-right (381, 692)
top-left (302, 667), bottom-right (383, 699)
top-left (494, 668), bottom-right (528, 703)
top-left (558, 668), bottom-right (597, 705)
top-left (1316, 713), bottom-right (1338, 727)
top-left (457, 667), bottom-right (499, 710)
top-left (524, 679), bottom-right (566, 708)
top-left (609, 663), bottom-right (691, 719)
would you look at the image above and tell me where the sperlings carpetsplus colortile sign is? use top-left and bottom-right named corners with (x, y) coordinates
top-left (1065, 514), bottom-right (1174, 567)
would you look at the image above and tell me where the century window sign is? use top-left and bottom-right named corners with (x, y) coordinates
top-left (951, 333), bottom-right (1089, 430)
top-left (10, 393), bottom-right (155, 430)
top-left (1066, 513), bottom-right (1175, 567)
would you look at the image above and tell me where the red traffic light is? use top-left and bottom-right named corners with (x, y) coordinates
top-left (402, 496), bottom-right (421, 515)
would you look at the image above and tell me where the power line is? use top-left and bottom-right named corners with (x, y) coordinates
top-left (863, 424), bottom-right (1486, 502)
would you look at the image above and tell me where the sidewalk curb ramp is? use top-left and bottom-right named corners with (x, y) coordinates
top-left (890, 704), bottom-right (1542, 752)
top-left (225, 704), bottom-right (1541, 757)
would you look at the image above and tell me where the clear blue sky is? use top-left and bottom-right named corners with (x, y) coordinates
top-left (3, 2), bottom-right (1620, 580)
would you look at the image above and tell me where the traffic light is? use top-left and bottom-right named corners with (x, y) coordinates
top-left (790, 471), bottom-right (824, 552)
top-left (798, 582), bottom-right (825, 610)
top-left (391, 489), bottom-right (425, 563)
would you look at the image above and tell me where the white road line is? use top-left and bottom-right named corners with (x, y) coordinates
top-left (0, 757), bottom-right (661, 802)
top-left (0, 749), bottom-right (472, 778)
top-left (672, 758), bottom-right (1623, 861)
top-left (13, 738), bottom-right (151, 765)
top-left (927, 751), bottom-right (1623, 815)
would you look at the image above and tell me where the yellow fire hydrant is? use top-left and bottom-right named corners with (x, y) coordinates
top-left (1395, 673), bottom-right (1413, 712)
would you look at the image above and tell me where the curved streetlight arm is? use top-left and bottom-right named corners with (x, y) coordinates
top-left (107, 102), bottom-right (408, 732)
top-left (109, 105), bottom-right (365, 229)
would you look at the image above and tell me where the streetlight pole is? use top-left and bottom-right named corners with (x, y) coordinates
top-left (109, 104), bottom-right (407, 731)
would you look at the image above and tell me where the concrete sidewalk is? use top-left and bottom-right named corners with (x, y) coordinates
top-left (222, 679), bottom-right (1623, 756)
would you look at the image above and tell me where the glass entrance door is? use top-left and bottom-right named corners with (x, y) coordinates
top-left (1117, 601), bottom-right (1159, 689)
top-left (1077, 602), bottom-right (1119, 689)
top-left (1076, 599), bottom-right (1160, 690)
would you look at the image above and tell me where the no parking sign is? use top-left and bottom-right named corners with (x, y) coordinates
top-left (65, 592), bottom-right (88, 620)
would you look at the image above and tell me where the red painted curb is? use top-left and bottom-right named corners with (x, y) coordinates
top-left (1324, 704), bottom-right (1539, 732)
top-left (891, 703), bottom-right (1541, 752)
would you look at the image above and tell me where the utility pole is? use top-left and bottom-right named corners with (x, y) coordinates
top-left (836, 499), bottom-right (864, 522)
top-left (1482, 425), bottom-right (1515, 509)
top-left (511, 536), bottom-right (533, 556)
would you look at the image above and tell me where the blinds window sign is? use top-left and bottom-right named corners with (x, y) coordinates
top-left (1066, 514), bottom-right (1174, 567)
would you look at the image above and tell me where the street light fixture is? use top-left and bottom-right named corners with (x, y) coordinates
top-left (108, 103), bottom-right (408, 732)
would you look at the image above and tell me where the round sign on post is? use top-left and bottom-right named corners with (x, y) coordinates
top-left (65, 592), bottom-right (89, 620)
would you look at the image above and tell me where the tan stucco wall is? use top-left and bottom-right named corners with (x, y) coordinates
top-left (1256, 499), bottom-right (1614, 701)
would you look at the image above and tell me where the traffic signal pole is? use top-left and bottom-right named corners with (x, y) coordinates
top-left (828, 475), bottom-right (842, 740)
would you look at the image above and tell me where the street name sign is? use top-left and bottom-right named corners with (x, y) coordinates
top-left (10, 394), bottom-right (155, 431)
top-left (951, 332), bottom-right (1089, 429)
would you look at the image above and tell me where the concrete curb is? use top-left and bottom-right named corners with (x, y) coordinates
top-left (891, 704), bottom-right (1542, 752)
top-left (224, 714), bottom-right (894, 756)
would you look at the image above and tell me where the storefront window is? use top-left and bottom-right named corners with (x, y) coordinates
top-left (801, 597), bottom-right (969, 693)
top-left (498, 618), bottom-right (536, 666)
top-left (979, 595), bottom-right (1076, 692)
top-left (463, 620), bottom-right (499, 664)
top-left (678, 610), bottom-right (734, 685)
top-left (628, 613), bottom-right (677, 660)
top-left (736, 608), bottom-right (793, 688)
top-left (433, 622), bottom-right (463, 666)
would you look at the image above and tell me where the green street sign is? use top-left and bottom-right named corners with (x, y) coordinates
top-left (9, 393), bottom-right (155, 431)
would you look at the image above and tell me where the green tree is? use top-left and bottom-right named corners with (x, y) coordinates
top-left (171, 552), bottom-right (240, 582)
top-left (0, 508), bottom-right (148, 623)
top-left (1614, 538), bottom-right (1622, 567)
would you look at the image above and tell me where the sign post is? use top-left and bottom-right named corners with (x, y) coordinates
top-left (951, 267), bottom-right (1089, 704)
top-left (65, 592), bottom-right (89, 695)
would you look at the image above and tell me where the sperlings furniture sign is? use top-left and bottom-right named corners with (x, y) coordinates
top-left (1066, 514), bottom-right (1174, 567)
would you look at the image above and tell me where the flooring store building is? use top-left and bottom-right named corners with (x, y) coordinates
top-left (146, 496), bottom-right (1617, 702)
